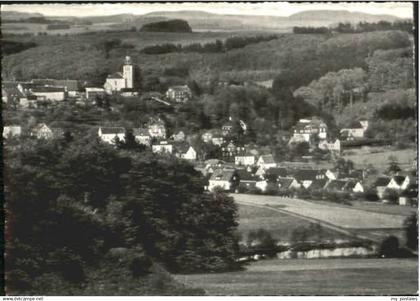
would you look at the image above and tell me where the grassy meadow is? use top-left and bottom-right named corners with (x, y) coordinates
top-left (175, 258), bottom-right (418, 295)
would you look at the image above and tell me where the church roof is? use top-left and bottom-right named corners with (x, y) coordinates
top-left (107, 72), bottom-right (124, 79)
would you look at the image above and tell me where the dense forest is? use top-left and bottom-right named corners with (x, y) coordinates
top-left (140, 19), bottom-right (192, 33)
top-left (4, 135), bottom-right (239, 294)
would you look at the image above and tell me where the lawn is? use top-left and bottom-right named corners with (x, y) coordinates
top-left (237, 204), bottom-right (348, 243)
top-left (342, 148), bottom-right (416, 172)
top-left (175, 258), bottom-right (418, 295)
top-left (233, 194), bottom-right (407, 229)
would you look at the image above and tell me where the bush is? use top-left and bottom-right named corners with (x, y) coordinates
top-left (379, 236), bottom-right (400, 257)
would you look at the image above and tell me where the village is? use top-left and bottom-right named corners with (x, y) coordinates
top-left (2, 55), bottom-right (417, 208)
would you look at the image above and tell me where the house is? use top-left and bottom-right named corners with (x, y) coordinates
top-left (399, 182), bottom-right (418, 206)
top-left (235, 153), bottom-right (255, 166)
top-left (147, 117), bottom-right (166, 139)
top-left (264, 167), bottom-right (288, 182)
top-left (133, 128), bottom-right (151, 146)
top-left (171, 131), bottom-right (186, 142)
top-left (152, 141), bottom-right (173, 154)
top-left (340, 120), bottom-right (369, 140)
top-left (344, 180), bottom-right (364, 193)
top-left (208, 169), bottom-right (239, 192)
top-left (256, 179), bottom-right (268, 192)
top-left (31, 86), bottom-right (66, 102)
top-left (221, 141), bottom-right (245, 158)
top-left (2, 82), bottom-right (27, 105)
top-left (289, 117), bottom-right (328, 144)
top-left (3, 126), bottom-right (22, 139)
top-left (318, 139), bottom-right (341, 153)
top-left (211, 136), bottom-right (225, 146)
top-left (85, 87), bottom-right (106, 100)
top-left (309, 179), bottom-right (328, 191)
top-left (52, 79), bottom-right (80, 97)
top-left (256, 154), bottom-right (277, 170)
top-left (175, 145), bottom-right (197, 160)
top-left (325, 180), bottom-right (348, 192)
top-left (374, 177), bottom-right (392, 199)
top-left (30, 123), bottom-right (54, 139)
top-left (237, 169), bottom-right (258, 190)
top-left (104, 56), bottom-right (134, 93)
top-left (277, 177), bottom-right (301, 190)
top-left (222, 117), bottom-right (234, 136)
top-left (294, 169), bottom-right (325, 188)
top-left (165, 85), bottom-right (192, 103)
top-left (325, 169), bottom-right (338, 180)
top-left (201, 131), bottom-right (213, 143)
top-left (388, 175), bottom-right (410, 191)
top-left (98, 127), bottom-right (125, 144)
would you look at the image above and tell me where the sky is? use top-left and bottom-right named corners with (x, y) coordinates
top-left (1, 2), bottom-right (414, 19)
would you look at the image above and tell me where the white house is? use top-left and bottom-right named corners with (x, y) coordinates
top-left (256, 180), bottom-right (268, 192)
top-left (165, 85), bottom-right (192, 103)
top-left (31, 86), bottom-right (66, 102)
top-left (289, 117), bottom-right (328, 144)
top-left (30, 123), bottom-right (54, 139)
top-left (98, 127), bottom-right (125, 144)
top-left (152, 141), bottom-right (173, 154)
top-left (104, 56), bottom-right (134, 94)
top-left (3, 126), bottom-right (22, 139)
top-left (202, 132), bottom-right (213, 143)
top-left (133, 128), bottom-right (151, 146)
top-left (340, 120), bottom-right (369, 140)
top-left (208, 169), bottom-right (238, 192)
top-left (212, 137), bottom-right (224, 146)
top-left (319, 139), bottom-right (341, 153)
top-left (388, 175), bottom-right (410, 191)
top-left (256, 154), bottom-right (277, 170)
top-left (181, 146), bottom-right (197, 160)
top-left (325, 169), bottom-right (338, 180)
top-left (85, 87), bottom-right (106, 100)
top-left (235, 154), bottom-right (255, 166)
top-left (148, 117), bottom-right (166, 139)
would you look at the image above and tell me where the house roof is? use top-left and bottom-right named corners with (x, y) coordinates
top-left (237, 169), bottom-right (258, 182)
top-left (374, 177), bottom-right (391, 187)
top-left (2, 84), bottom-right (26, 98)
top-left (310, 179), bottom-right (328, 190)
top-left (393, 176), bottom-right (406, 186)
top-left (294, 169), bottom-right (320, 181)
top-left (326, 180), bottom-right (347, 191)
top-left (174, 143), bottom-right (191, 154)
top-left (133, 128), bottom-right (150, 136)
top-left (100, 127), bottom-right (125, 135)
top-left (349, 121), bottom-right (364, 129)
top-left (168, 85), bottom-right (191, 92)
top-left (259, 154), bottom-right (275, 164)
top-left (277, 177), bottom-right (296, 188)
top-left (265, 167), bottom-right (288, 177)
top-left (31, 86), bottom-right (66, 93)
top-left (107, 72), bottom-right (124, 79)
top-left (344, 180), bottom-right (362, 191)
top-left (53, 79), bottom-right (79, 91)
top-left (210, 169), bottom-right (236, 181)
top-left (32, 123), bottom-right (50, 132)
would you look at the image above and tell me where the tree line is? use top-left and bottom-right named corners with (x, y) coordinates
top-left (140, 35), bottom-right (278, 55)
top-left (293, 20), bottom-right (413, 34)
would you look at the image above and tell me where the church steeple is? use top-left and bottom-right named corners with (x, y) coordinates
top-left (123, 56), bottom-right (134, 89)
top-left (124, 56), bottom-right (132, 65)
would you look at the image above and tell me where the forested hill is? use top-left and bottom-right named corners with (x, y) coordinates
top-left (139, 19), bottom-right (193, 33)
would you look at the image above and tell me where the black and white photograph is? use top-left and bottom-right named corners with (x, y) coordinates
top-left (1, 1), bottom-right (418, 297)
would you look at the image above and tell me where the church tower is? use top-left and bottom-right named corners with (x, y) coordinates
top-left (123, 56), bottom-right (134, 89)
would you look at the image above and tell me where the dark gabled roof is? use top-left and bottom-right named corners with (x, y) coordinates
top-left (326, 180), bottom-right (347, 191)
top-left (374, 177), bottom-right (391, 187)
top-left (210, 169), bottom-right (236, 181)
top-left (277, 177), bottom-right (296, 189)
top-left (348, 121), bottom-right (364, 129)
top-left (393, 176), bottom-right (406, 185)
top-left (133, 128), bottom-right (150, 136)
top-left (107, 72), bottom-right (124, 79)
top-left (2, 84), bottom-right (26, 98)
top-left (310, 179), bottom-right (328, 190)
top-left (237, 169), bottom-right (258, 182)
top-left (294, 169), bottom-right (320, 181)
top-left (343, 180), bottom-right (362, 191)
top-left (53, 79), bottom-right (79, 91)
top-left (265, 167), bottom-right (288, 177)
top-left (100, 127), bottom-right (125, 135)
top-left (259, 154), bottom-right (275, 164)
top-left (173, 143), bottom-right (191, 154)
top-left (31, 86), bottom-right (66, 93)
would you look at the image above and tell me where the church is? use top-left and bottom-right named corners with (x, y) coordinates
top-left (103, 56), bottom-right (134, 94)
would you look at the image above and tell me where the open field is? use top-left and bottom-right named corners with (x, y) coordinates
top-left (237, 204), bottom-right (348, 243)
top-left (233, 194), bottom-right (407, 230)
top-left (342, 148), bottom-right (416, 172)
top-left (175, 258), bottom-right (418, 295)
